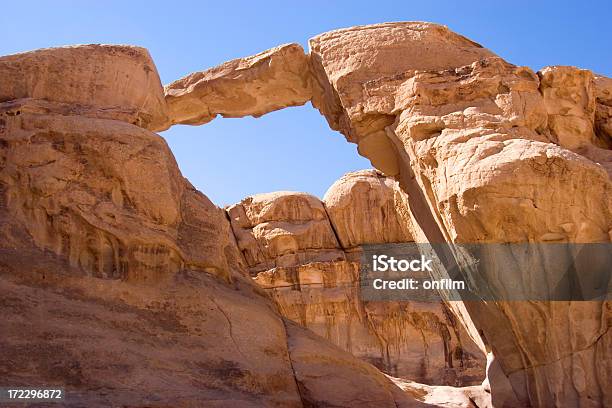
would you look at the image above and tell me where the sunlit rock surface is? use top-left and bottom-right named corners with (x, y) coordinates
top-left (165, 43), bottom-right (312, 126)
top-left (307, 22), bottom-right (611, 407)
top-left (0, 44), bottom-right (427, 408)
top-left (1, 21), bottom-right (611, 407)
top-left (235, 171), bottom-right (486, 386)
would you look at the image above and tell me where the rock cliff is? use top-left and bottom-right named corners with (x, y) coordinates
top-left (1, 21), bottom-right (610, 408)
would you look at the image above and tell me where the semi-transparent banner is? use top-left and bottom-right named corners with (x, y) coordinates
top-left (360, 243), bottom-right (611, 301)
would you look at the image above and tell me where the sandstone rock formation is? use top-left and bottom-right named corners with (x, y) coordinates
top-left (234, 171), bottom-right (486, 387)
top-left (0, 44), bottom-right (428, 408)
top-left (306, 22), bottom-right (612, 407)
top-left (323, 170), bottom-right (413, 249)
top-left (1, 113), bottom-right (239, 283)
top-left (1, 20), bottom-right (611, 408)
top-left (227, 191), bottom-right (344, 273)
top-left (594, 75), bottom-right (612, 147)
top-left (165, 21), bottom-right (610, 407)
top-left (257, 261), bottom-right (487, 387)
top-left (0, 45), bottom-right (170, 131)
top-left (539, 66), bottom-right (612, 176)
top-left (309, 22), bottom-right (496, 177)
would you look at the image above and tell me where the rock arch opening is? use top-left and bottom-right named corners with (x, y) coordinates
top-left (160, 105), bottom-right (371, 206)
top-left (156, 29), bottom-right (491, 388)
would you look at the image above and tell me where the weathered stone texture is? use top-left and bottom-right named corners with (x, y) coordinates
top-left (323, 169), bottom-right (413, 248)
top-left (242, 172), bottom-right (486, 386)
top-left (0, 44), bottom-right (425, 408)
top-left (2, 21), bottom-right (611, 408)
top-left (307, 22), bottom-right (612, 407)
top-left (165, 43), bottom-right (312, 126)
top-left (227, 191), bottom-right (344, 273)
top-left (0, 45), bottom-right (170, 131)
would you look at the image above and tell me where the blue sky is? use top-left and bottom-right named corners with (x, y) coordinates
top-left (2, 1), bottom-right (610, 205)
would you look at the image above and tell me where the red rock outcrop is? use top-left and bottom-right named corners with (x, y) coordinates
top-left (170, 21), bottom-right (611, 406)
top-left (594, 75), bottom-right (612, 147)
top-left (0, 45), bottom-right (170, 131)
top-left (323, 170), bottom-right (413, 249)
top-left (307, 22), bottom-right (611, 407)
top-left (227, 191), bottom-right (344, 273)
top-left (538, 66), bottom-right (612, 177)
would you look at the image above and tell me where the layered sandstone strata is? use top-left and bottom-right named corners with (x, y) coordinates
top-left (227, 191), bottom-right (344, 273)
top-left (232, 171), bottom-right (486, 386)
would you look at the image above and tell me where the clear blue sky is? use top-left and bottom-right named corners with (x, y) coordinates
top-left (2, 1), bottom-right (610, 206)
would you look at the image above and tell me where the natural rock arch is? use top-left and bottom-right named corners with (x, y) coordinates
top-left (161, 22), bottom-right (612, 407)
top-left (1, 21), bottom-right (610, 407)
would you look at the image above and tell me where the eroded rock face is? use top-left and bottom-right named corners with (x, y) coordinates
top-left (323, 170), bottom-right (413, 249)
top-left (307, 22), bottom-right (612, 407)
top-left (0, 44), bottom-right (426, 408)
top-left (227, 191), bottom-right (344, 273)
top-left (238, 172), bottom-right (486, 386)
top-left (594, 75), bottom-right (612, 147)
top-left (256, 261), bottom-right (486, 387)
top-left (165, 43), bottom-right (312, 126)
top-left (0, 45), bottom-right (170, 131)
top-left (539, 66), bottom-right (596, 150)
top-left (539, 66), bottom-right (612, 176)
top-left (308, 22), bottom-right (496, 176)
top-left (2, 21), bottom-right (611, 408)
top-left (0, 111), bottom-right (243, 282)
